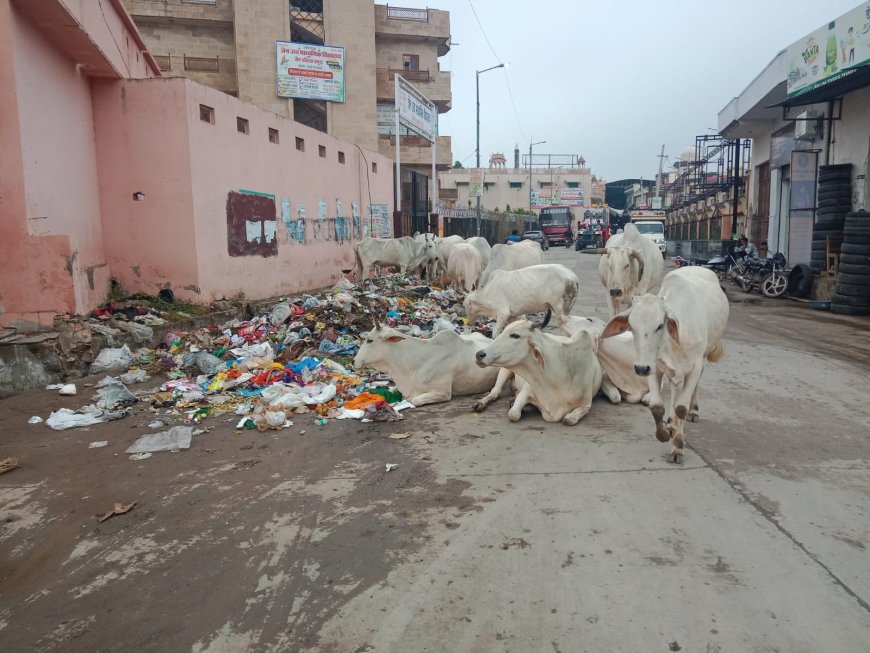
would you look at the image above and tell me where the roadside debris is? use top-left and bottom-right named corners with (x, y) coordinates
top-left (88, 441), bottom-right (108, 449)
top-left (28, 416), bottom-right (43, 425)
top-left (125, 426), bottom-right (193, 454)
top-left (96, 501), bottom-right (136, 522)
top-left (0, 457), bottom-right (20, 475)
top-left (385, 463), bottom-right (399, 472)
top-left (388, 433), bottom-right (411, 439)
top-left (58, 384), bottom-right (77, 396)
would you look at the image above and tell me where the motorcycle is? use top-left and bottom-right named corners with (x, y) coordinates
top-left (704, 251), bottom-right (742, 281)
top-left (734, 252), bottom-right (788, 298)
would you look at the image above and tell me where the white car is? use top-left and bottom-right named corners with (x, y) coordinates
top-left (632, 220), bottom-right (667, 254)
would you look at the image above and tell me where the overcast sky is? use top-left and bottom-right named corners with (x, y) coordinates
top-left (392, 0), bottom-right (862, 181)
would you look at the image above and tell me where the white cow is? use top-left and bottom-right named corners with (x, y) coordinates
top-left (435, 234), bottom-right (465, 276)
top-left (446, 242), bottom-right (483, 292)
top-left (480, 240), bottom-right (544, 287)
top-left (599, 222), bottom-right (665, 316)
top-left (601, 266), bottom-right (729, 463)
top-left (464, 263), bottom-right (579, 337)
top-left (353, 324), bottom-right (499, 406)
top-left (465, 236), bottom-right (492, 269)
top-left (412, 232), bottom-right (439, 279)
top-left (353, 236), bottom-right (436, 281)
top-left (473, 314), bottom-right (602, 424)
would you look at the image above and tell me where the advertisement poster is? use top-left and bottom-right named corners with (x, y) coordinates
top-left (788, 150), bottom-right (818, 265)
top-left (281, 198), bottom-right (292, 242)
top-left (318, 198), bottom-right (327, 221)
top-left (395, 75), bottom-right (437, 140)
top-left (469, 169), bottom-right (484, 198)
top-left (276, 41), bottom-right (345, 102)
top-left (351, 201), bottom-right (361, 238)
top-left (786, 4), bottom-right (870, 97)
top-left (560, 188), bottom-right (585, 206)
top-left (531, 188), bottom-right (560, 207)
top-left (369, 204), bottom-right (391, 237)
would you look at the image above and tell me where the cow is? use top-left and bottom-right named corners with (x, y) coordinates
top-left (353, 236), bottom-right (436, 281)
top-left (435, 234), bottom-right (465, 276)
top-left (601, 266), bottom-right (729, 463)
top-left (464, 263), bottom-right (579, 337)
top-left (412, 232), bottom-right (439, 279)
top-left (473, 311), bottom-right (602, 424)
top-left (480, 239), bottom-right (544, 286)
top-left (599, 222), bottom-right (664, 316)
top-left (446, 242), bottom-right (483, 292)
top-left (353, 320), bottom-right (500, 407)
top-left (465, 236), bottom-right (492, 269)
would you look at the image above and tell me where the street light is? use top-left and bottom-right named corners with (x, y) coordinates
top-left (475, 63), bottom-right (505, 237)
top-left (528, 139), bottom-right (546, 218)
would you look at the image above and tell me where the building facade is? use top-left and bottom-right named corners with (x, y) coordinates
top-left (122, 1), bottom-right (453, 178)
top-left (439, 153), bottom-right (605, 215)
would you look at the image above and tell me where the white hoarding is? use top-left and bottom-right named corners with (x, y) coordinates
top-left (395, 74), bottom-right (437, 141)
top-left (276, 41), bottom-right (345, 102)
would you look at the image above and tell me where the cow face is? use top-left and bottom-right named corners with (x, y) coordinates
top-left (353, 326), bottom-right (405, 370)
top-left (463, 291), bottom-right (482, 323)
top-left (422, 234), bottom-right (438, 260)
top-left (602, 247), bottom-right (644, 298)
top-left (475, 320), bottom-right (539, 369)
top-left (601, 294), bottom-right (678, 377)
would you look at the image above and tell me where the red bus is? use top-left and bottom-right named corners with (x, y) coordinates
top-left (538, 206), bottom-right (575, 248)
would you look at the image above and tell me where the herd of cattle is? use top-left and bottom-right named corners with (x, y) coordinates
top-left (351, 224), bottom-right (730, 463)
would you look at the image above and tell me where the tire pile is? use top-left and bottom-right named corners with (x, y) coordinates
top-left (810, 164), bottom-right (851, 273)
top-left (833, 210), bottom-right (870, 316)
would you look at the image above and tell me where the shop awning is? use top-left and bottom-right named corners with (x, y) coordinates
top-left (770, 62), bottom-right (870, 108)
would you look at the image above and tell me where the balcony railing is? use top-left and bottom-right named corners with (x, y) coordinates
top-left (386, 6), bottom-right (428, 21)
top-left (154, 55), bottom-right (171, 71)
top-left (388, 67), bottom-right (430, 82)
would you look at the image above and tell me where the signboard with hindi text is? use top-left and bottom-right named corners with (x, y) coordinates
top-left (395, 74), bottom-right (437, 141)
top-left (276, 41), bottom-right (345, 102)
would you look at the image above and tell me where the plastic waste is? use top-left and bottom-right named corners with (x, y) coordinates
top-left (385, 463), bottom-right (399, 472)
top-left (182, 351), bottom-right (224, 375)
top-left (28, 416), bottom-right (44, 425)
top-left (91, 345), bottom-right (133, 373)
top-left (119, 369), bottom-right (150, 384)
top-left (89, 441), bottom-right (108, 448)
top-left (302, 296), bottom-right (321, 309)
top-left (46, 408), bottom-right (104, 430)
top-left (59, 383), bottom-right (77, 396)
top-left (270, 302), bottom-right (293, 325)
top-left (125, 426), bottom-right (193, 454)
top-left (95, 380), bottom-right (138, 410)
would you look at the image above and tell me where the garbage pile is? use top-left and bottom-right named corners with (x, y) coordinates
top-left (36, 275), bottom-right (478, 440)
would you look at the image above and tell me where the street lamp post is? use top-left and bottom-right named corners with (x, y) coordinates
top-left (476, 63), bottom-right (504, 237)
top-left (528, 139), bottom-right (546, 219)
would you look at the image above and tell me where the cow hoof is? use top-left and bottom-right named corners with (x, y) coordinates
top-left (471, 401), bottom-right (485, 413)
top-left (508, 412), bottom-right (521, 422)
top-left (668, 451), bottom-right (684, 465)
top-left (650, 404), bottom-right (665, 421)
top-left (675, 405), bottom-right (688, 420)
top-left (655, 424), bottom-right (672, 443)
top-left (688, 412), bottom-right (699, 423)
top-left (562, 416), bottom-right (580, 426)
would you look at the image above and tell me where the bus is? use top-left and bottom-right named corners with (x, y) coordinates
top-left (538, 206), bottom-right (575, 247)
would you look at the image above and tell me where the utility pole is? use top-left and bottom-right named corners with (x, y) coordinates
top-left (655, 144), bottom-right (666, 205)
top-left (731, 138), bottom-right (741, 238)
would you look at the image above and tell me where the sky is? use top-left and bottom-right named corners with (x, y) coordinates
top-left (392, 0), bottom-right (863, 181)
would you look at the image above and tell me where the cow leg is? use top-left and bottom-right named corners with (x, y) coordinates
top-left (408, 389), bottom-right (452, 406)
top-left (669, 366), bottom-right (703, 463)
top-left (646, 371), bottom-right (670, 442)
top-left (562, 403), bottom-right (591, 425)
top-left (491, 313), bottom-right (509, 338)
top-left (472, 368), bottom-right (513, 412)
top-left (688, 380), bottom-right (701, 422)
top-left (600, 373), bottom-right (622, 404)
top-left (507, 384), bottom-right (533, 422)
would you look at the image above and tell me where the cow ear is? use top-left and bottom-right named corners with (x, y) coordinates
top-left (665, 316), bottom-right (680, 344)
top-left (530, 342), bottom-right (546, 369)
top-left (385, 335), bottom-right (404, 343)
top-left (601, 313), bottom-right (630, 339)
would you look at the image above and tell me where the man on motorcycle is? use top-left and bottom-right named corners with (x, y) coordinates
top-left (734, 236), bottom-right (759, 261)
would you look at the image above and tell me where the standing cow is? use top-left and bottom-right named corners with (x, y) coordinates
top-left (479, 239), bottom-right (545, 287)
top-left (465, 236), bottom-right (492, 269)
top-left (435, 234), bottom-right (465, 277)
top-left (353, 236), bottom-right (436, 281)
top-left (601, 266), bottom-right (729, 463)
top-left (446, 242), bottom-right (483, 292)
top-left (599, 222), bottom-right (664, 316)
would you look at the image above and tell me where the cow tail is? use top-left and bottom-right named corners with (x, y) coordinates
top-left (352, 245), bottom-right (363, 281)
top-left (563, 280), bottom-right (579, 314)
top-left (706, 341), bottom-right (726, 363)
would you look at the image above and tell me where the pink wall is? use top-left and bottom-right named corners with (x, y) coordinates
top-left (92, 79), bottom-right (200, 298)
top-left (184, 80), bottom-right (394, 301)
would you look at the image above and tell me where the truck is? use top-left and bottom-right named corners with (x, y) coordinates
top-left (538, 206), bottom-right (575, 248)
top-left (626, 209), bottom-right (667, 255)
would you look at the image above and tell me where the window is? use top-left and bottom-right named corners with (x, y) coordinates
top-left (338, 151), bottom-right (346, 164)
top-left (199, 104), bottom-right (214, 124)
top-left (402, 54), bottom-right (420, 71)
top-left (236, 117), bottom-right (249, 134)
top-left (319, 145), bottom-right (326, 158)
top-left (372, 162), bottom-right (378, 173)
top-left (268, 128), bottom-right (279, 144)
top-left (295, 137), bottom-right (305, 151)
top-left (566, 181), bottom-right (579, 188)
top-left (509, 181), bottom-right (523, 189)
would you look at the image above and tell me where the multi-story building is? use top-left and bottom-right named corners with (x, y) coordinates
top-left (123, 1), bottom-right (453, 181)
top-left (439, 152), bottom-right (605, 215)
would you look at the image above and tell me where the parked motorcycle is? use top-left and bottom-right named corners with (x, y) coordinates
top-left (734, 252), bottom-right (788, 298)
top-left (704, 251), bottom-right (742, 281)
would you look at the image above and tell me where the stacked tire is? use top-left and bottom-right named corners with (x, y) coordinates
top-left (810, 164), bottom-right (852, 273)
top-left (832, 210), bottom-right (870, 316)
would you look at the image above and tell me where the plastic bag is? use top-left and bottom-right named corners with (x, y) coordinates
top-left (182, 351), bottom-right (224, 375)
top-left (91, 345), bottom-right (132, 373)
top-left (125, 426), bottom-right (193, 454)
top-left (119, 369), bottom-right (150, 384)
top-left (270, 302), bottom-right (293, 325)
top-left (95, 380), bottom-right (138, 410)
top-left (46, 408), bottom-right (104, 430)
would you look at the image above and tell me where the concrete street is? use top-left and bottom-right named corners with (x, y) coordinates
top-left (1, 249), bottom-right (869, 652)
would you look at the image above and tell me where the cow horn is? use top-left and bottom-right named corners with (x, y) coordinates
top-left (535, 308), bottom-right (552, 330)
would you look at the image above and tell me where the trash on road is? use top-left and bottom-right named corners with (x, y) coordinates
top-left (119, 368), bottom-right (150, 384)
top-left (385, 463), bottom-right (399, 472)
top-left (388, 432), bottom-right (411, 439)
top-left (129, 452), bottom-right (152, 461)
top-left (88, 441), bottom-right (108, 449)
top-left (97, 501), bottom-right (136, 522)
top-left (58, 383), bottom-right (77, 396)
top-left (125, 426), bottom-right (193, 454)
top-left (46, 408), bottom-right (106, 430)
top-left (28, 416), bottom-right (43, 425)
top-left (0, 457), bottom-right (20, 475)
top-left (91, 345), bottom-right (133, 373)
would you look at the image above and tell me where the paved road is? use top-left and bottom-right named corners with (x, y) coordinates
top-left (1, 248), bottom-right (869, 652)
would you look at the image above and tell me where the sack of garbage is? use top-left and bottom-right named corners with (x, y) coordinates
top-left (116, 321), bottom-right (153, 344)
top-left (91, 345), bottom-right (132, 373)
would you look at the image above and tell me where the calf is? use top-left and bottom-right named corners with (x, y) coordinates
top-left (599, 222), bottom-right (664, 316)
top-left (601, 266), bottom-right (729, 463)
top-left (446, 242), bottom-right (483, 292)
top-left (353, 236), bottom-right (436, 281)
top-left (353, 322), bottom-right (499, 407)
top-left (473, 312), bottom-right (602, 424)
top-left (464, 263), bottom-right (579, 337)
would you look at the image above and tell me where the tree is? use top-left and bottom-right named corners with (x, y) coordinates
top-left (453, 161), bottom-right (464, 169)
top-left (506, 204), bottom-right (512, 213)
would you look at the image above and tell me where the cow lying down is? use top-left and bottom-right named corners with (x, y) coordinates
top-left (353, 323), bottom-right (499, 407)
top-left (472, 311), bottom-right (602, 425)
